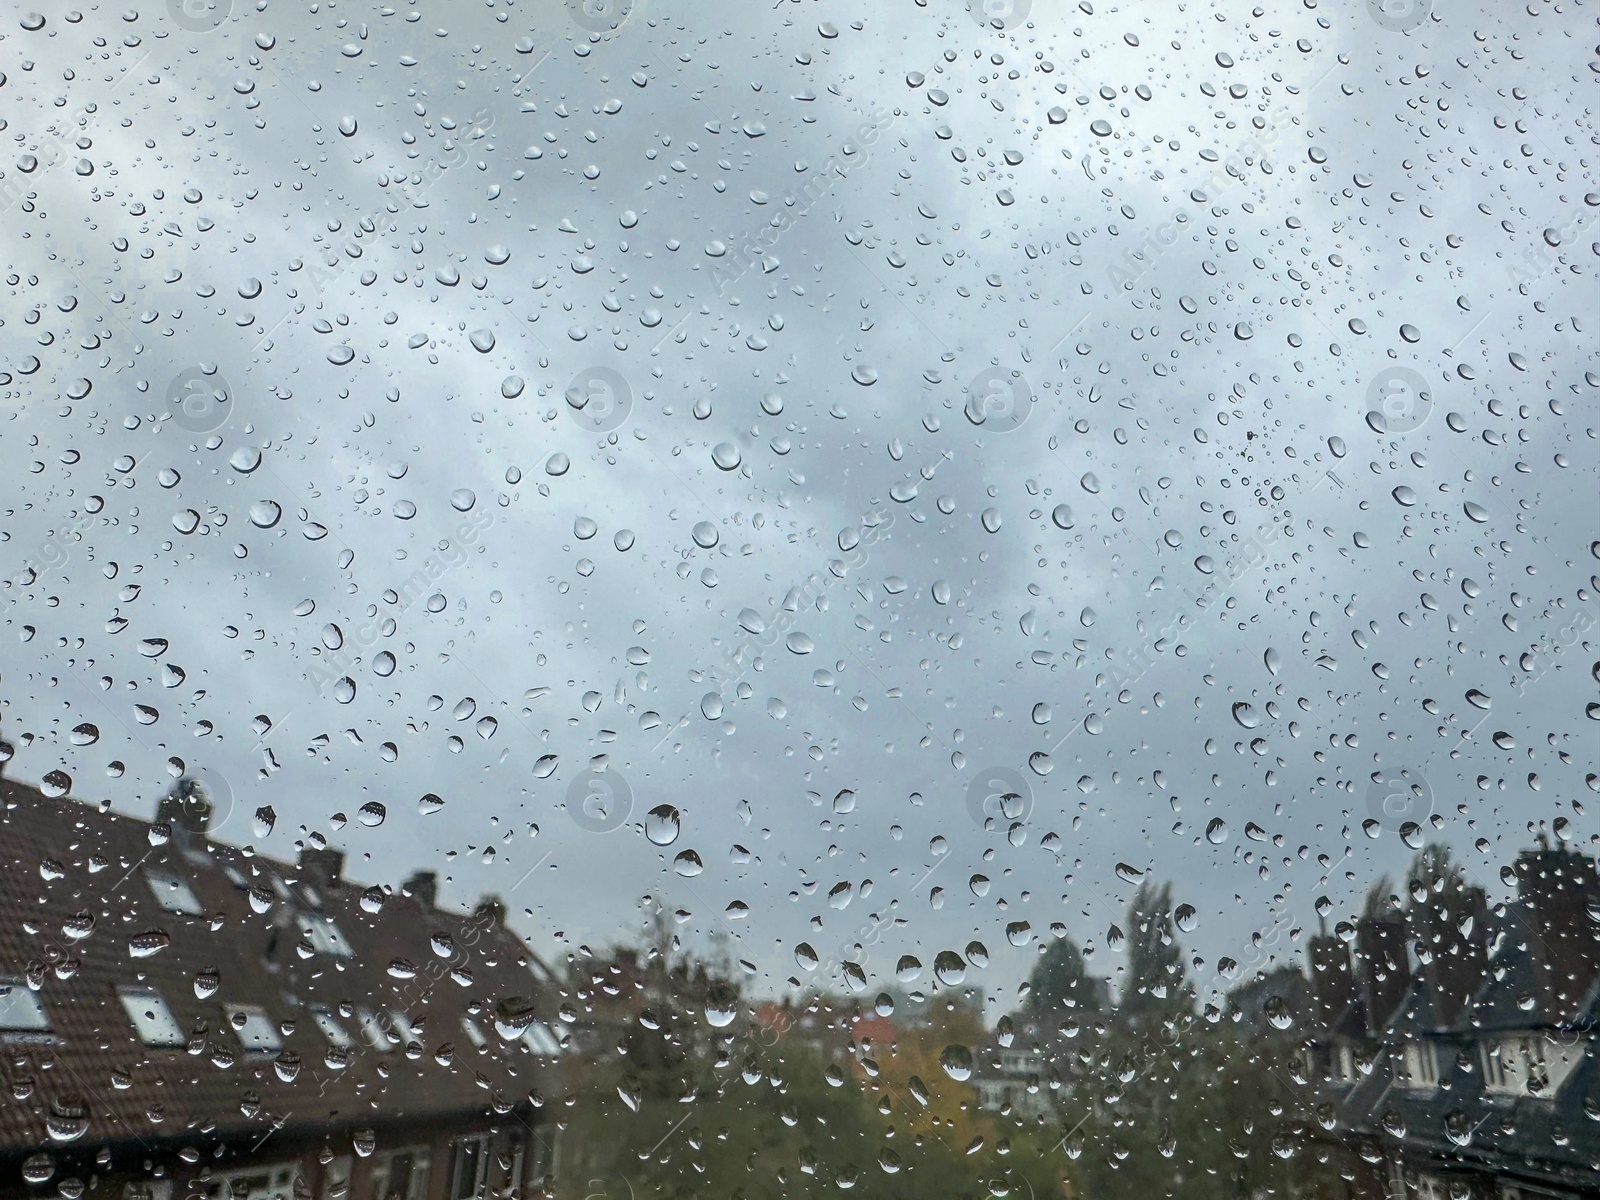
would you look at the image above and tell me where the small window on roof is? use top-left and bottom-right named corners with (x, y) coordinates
top-left (118, 987), bottom-right (186, 1047)
top-left (390, 1011), bottom-right (423, 1044)
top-left (0, 980), bottom-right (51, 1033)
top-left (146, 868), bottom-right (204, 916)
top-left (523, 1021), bottom-right (562, 1056)
top-left (297, 914), bottom-right (355, 958)
top-left (227, 1004), bottom-right (282, 1053)
top-left (357, 1008), bottom-right (396, 1051)
top-left (311, 1006), bottom-right (354, 1050)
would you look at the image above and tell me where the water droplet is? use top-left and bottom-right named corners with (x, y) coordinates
top-left (249, 500), bottom-right (282, 528)
top-left (939, 1044), bottom-right (973, 1082)
top-left (646, 805), bottom-right (681, 846)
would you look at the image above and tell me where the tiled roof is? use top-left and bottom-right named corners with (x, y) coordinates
top-left (1298, 847), bottom-right (1600, 1190)
top-left (0, 776), bottom-right (561, 1158)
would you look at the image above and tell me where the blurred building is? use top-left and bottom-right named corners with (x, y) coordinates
top-left (1298, 839), bottom-right (1600, 1198)
top-left (0, 774), bottom-right (563, 1200)
top-left (971, 979), bottom-right (1108, 1119)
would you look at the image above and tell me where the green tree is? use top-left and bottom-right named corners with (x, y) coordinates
top-left (1119, 881), bottom-right (1194, 1027)
top-left (1024, 937), bottom-right (1101, 1014)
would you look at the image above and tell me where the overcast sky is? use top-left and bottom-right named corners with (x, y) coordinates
top-left (2, 0), bottom-right (1596, 1021)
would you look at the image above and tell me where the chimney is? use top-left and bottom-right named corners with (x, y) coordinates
top-left (403, 870), bottom-right (438, 909)
top-left (1307, 933), bottom-right (1357, 1030)
top-left (1514, 842), bottom-right (1600, 1018)
top-left (1353, 915), bottom-right (1410, 1034)
top-left (474, 894), bottom-right (506, 927)
top-left (156, 777), bottom-right (213, 838)
top-left (299, 846), bottom-right (345, 892)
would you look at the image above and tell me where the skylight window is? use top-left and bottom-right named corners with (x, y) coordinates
top-left (118, 987), bottom-right (186, 1047)
top-left (227, 1004), bottom-right (283, 1053)
top-left (297, 914), bottom-right (355, 958)
top-left (524, 1021), bottom-right (562, 1056)
top-left (357, 1007), bottom-right (396, 1051)
top-left (0, 981), bottom-right (50, 1034)
top-left (311, 1006), bottom-right (354, 1050)
top-left (146, 868), bottom-right (204, 916)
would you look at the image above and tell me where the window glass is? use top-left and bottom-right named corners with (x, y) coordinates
top-left (4, 5), bottom-right (1595, 1200)
top-left (311, 1006), bottom-right (354, 1051)
top-left (227, 1005), bottom-right (283, 1054)
top-left (145, 869), bottom-right (205, 916)
top-left (357, 1009), bottom-right (395, 1052)
top-left (0, 982), bottom-right (50, 1033)
top-left (296, 915), bottom-right (355, 959)
top-left (118, 988), bottom-right (186, 1048)
top-left (522, 1022), bottom-right (562, 1057)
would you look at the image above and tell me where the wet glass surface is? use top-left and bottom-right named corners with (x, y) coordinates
top-left (2, 1), bottom-right (1598, 1197)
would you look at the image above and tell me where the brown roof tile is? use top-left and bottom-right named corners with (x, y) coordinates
top-left (0, 777), bottom-right (561, 1157)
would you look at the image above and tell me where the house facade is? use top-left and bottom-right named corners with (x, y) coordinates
top-left (1298, 841), bottom-right (1600, 1198)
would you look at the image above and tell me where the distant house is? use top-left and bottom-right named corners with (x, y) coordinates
top-left (0, 774), bottom-right (563, 1200)
top-left (971, 979), bottom-right (1108, 1120)
top-left (972, 1012), bottom-right (1059, 1120)
top-left (1298, 840), bottom-right (1600, 1198)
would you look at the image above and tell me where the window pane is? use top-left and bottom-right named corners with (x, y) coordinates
top-left (4, 5), bottom-right (1593, 1199)
top-left (0, 983), bottom-right (50, 1032)
top-left (227, 1006), bottom-right (283, 1053)
top-left (118, 989), bottom-right (186, 1048)
top-left (146, 869), bottom-right (204, 916)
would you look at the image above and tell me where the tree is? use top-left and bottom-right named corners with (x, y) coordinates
top-left (1119, 881), bottom-right (1194, 1027)
top-left (1024, 936), bottom-right (1101, 1014)
top-left (1361, 875), bottom-right (1397, 919)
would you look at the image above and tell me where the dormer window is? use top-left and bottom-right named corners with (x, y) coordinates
top-left (1479, 1035), bottom-right (1578, 1098)
top-left (1400, 1042), bottom-right (1439, 1089)
top-left (1330, 1042), bottom-right (1360, 1083)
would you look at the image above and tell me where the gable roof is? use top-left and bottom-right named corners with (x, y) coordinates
top-left (0, 776), bottom-right (561, 1159)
